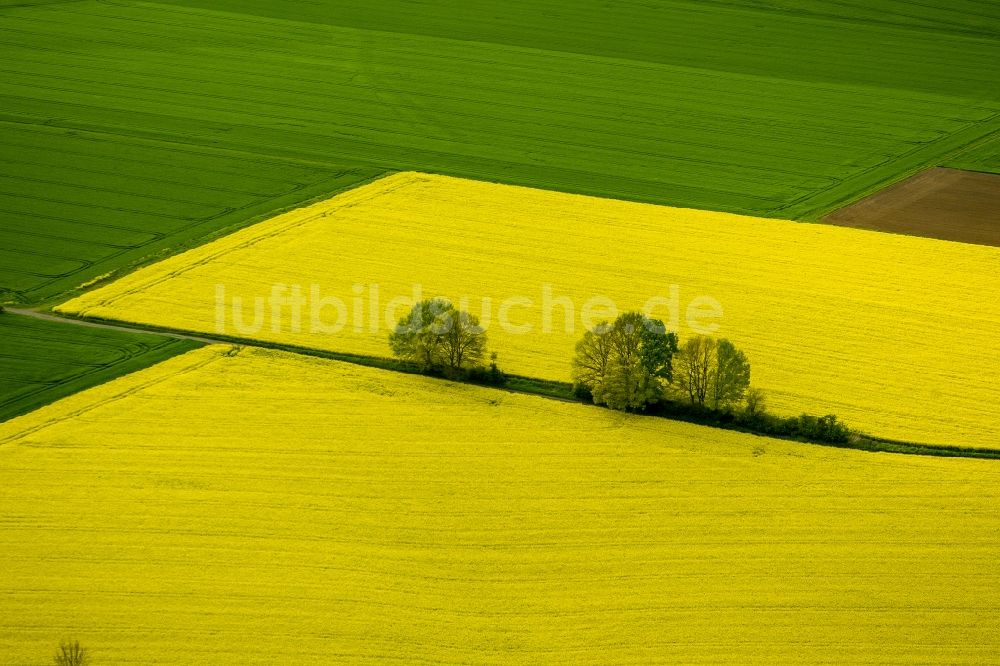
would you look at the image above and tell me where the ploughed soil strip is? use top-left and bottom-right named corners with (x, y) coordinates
top-left (824, 167), bottom-right (1000, 246)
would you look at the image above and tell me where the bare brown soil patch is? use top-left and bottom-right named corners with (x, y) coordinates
top-left (825, 167), bottom-right (1000, 246)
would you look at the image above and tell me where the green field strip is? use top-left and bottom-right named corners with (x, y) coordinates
top-left (0, 311), bottom-right (201, 422)
top-left (0, 176), bottom-right (228, 217)
top-left (155, 0), bottom-right (1000, 98)
top-left (1, 214), bottom-right (161, 248)
top-left (0, 190), bottom-right (174, 235)
top-left (696, 0), bottom-right (1000, 37)
top-left (0, 123), bottom-right (340, 187)
top-left (1, 228), bottom-right (123, 261)
top-left (0, 247), bottom-right (89, 276)
top-left (0, 159), bottom-right (271, 205)
top-left (3, 38), bottom-right (971, 141)
top-left (0, 155), bottom-right (307, 199)
top-left (9, 5), bottom-right (990, 135)
top-left (4, 24), bottom-right (982, 135)
top-left (0, 1), bottom-right (85, 8)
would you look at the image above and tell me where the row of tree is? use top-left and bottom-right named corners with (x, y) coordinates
top-left (572, 312), bottom-right (753, 412)
top-left (388, 301), bottom-right (752, 413)
top-left (571, 312), bottom-right (848, 441)
top-left (387, 300), bottom-right (849, 443)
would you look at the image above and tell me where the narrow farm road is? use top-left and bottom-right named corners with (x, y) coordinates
top-left (5, 308), bottom-right (222, 345)
top-left (3, 307), bottom-right (580, 404)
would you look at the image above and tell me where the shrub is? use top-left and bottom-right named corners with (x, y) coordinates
top-left (54, 640), bottom-right (89, 666)
top-left (461, 364), bottom-right (507, 387)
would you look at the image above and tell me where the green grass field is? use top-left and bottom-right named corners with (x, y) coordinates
top-left (0, 312), bottom-right (199, 422)
top-left (162, 0), bottom-right (1000, 88)
top-left (0, 0), bottom-right (996, 280)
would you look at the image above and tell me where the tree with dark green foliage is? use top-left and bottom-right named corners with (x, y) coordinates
top-left (389, 299), bottom-right (488, 373)
top-left (573, 311), bottom-right (678, 411)
top-left (794, 413), bottom-right (851, 443)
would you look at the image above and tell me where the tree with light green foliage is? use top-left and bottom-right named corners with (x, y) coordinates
top-left (573, 311), bottom-right (678, 411)
top-left (389, 298), bottom-right (488, 372)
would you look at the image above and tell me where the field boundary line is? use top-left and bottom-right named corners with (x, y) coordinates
top-left (6, 307), bottom-right (220, 344)
top-left (8, 308), bottom-right (998, 460)
top-left (796, 111), bottom-right (1000, 220)
top-left (0, 343), bottom-right (225, 446)
top-left (57, 172), bottom-right (423, 313)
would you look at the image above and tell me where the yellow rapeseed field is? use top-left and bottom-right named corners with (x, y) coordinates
top-left (1, 345), bottom-right (999, 663)
top-left (58, 173), bottom-right (1000, 447)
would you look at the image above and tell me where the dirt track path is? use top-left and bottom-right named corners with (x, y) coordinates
top-left (5, 308), bottom-right (222, 345)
